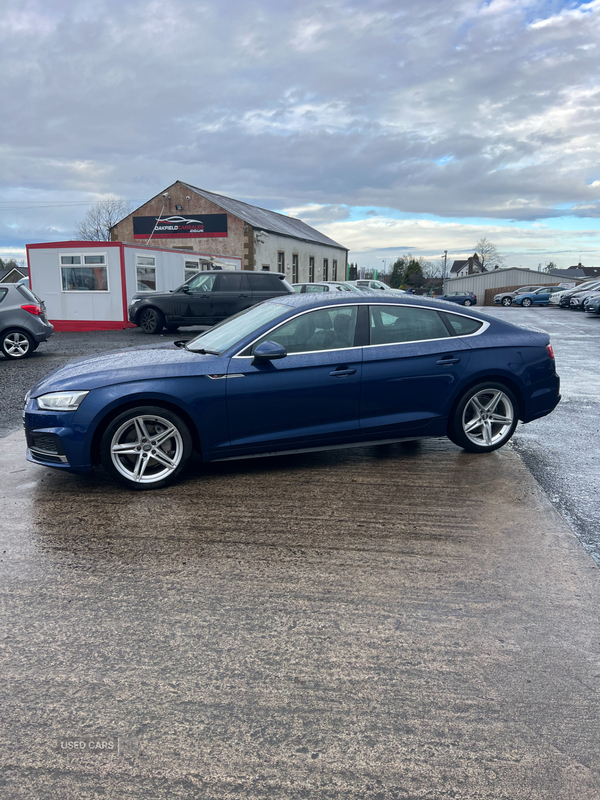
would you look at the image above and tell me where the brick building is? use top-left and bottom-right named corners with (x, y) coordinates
top-left (111, 181), bottom-right (348, 284)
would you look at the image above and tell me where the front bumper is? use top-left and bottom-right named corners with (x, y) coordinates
top-left (24, 401), bottom-right (94, 473)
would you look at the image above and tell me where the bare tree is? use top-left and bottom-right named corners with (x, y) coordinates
top-left (421, 259), bottom-right (444, 279)
top-left (474, 237), bottom-right (505, 271)
top-left (75, 197), bottom-right (132, 241)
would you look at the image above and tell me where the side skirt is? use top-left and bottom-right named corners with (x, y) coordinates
top-left (210, 435), bottom-right (434, 462)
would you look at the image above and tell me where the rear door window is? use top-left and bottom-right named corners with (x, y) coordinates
top-left (0, 288), bottom-right (7, 304)
top-left (216, 273), bottom-right (244, 292)
top-left (369, 305), bottom-right (451, 345)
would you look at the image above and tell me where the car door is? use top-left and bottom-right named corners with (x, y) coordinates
top-left (210, 272), bottom-right (253, 322)
top-left (177, 272), bottom-right (217, 323)
top-left (225, 304), bottom-right (362, 453)
top-left (360, 304), bottom-right (473, 435)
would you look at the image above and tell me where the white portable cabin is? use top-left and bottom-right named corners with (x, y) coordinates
top-left (26, 241), bottom-right (241, 331)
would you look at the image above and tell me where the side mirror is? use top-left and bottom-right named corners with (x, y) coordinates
top-left (181, 285), bottom-right (191, 294)
top-left (252, 341), bottom-right (287, 363)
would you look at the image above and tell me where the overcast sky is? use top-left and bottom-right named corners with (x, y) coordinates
top-left (2, 0), bottom-right (600, 270)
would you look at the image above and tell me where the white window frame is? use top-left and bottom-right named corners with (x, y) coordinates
top-left (59, 252), bottom-right (109, 293)
top-left (135, 254), bottom-right (157, 292)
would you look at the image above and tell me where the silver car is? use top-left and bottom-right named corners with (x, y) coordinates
top-left (0, 283), bottom-right (54, 359)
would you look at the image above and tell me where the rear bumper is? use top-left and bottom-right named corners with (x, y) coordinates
top-left (522, 375), bottom-right (561, 423)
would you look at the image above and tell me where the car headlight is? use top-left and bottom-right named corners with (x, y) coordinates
top-left (36, 391), bottom-right (89, 411)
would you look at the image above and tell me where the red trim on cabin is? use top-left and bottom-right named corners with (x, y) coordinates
top-left (50, 320), bottom-right (136, 332)
top-left (119, 243), bottom-right (128, 323)
top-left (26, 241), bottom-right (121, 250)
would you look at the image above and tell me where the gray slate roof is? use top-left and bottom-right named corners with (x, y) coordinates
top-left (0, 266), bottom-right (27, 282)
top-left (181, 182), bottom-right (347, 250)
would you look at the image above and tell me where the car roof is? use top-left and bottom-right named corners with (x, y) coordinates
top-left (271, 290), bottom-right (493, 317)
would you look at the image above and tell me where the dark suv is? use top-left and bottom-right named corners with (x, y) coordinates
top-left (129, 271), bottom-right (294, 334)
top-left (0, 283), bottom-right (54, 359)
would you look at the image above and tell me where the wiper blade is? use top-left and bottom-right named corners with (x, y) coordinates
top-left (187, 346), bottom-right (220, 355)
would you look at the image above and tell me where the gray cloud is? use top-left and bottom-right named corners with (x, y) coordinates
top-left (2, 0), bottom-right (600, 255)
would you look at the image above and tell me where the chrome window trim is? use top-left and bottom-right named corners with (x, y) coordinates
top-left (231, 302), bottom-right (490, 359)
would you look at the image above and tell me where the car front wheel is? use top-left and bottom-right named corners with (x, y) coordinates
top-left (1, 329), bottom-right (34, 359)
top-left (448, 383), bottom-right (518, 453)
top-left (521, 297), bottom-right (532, 307)
top-left (501, 297), bottom-right (512, 306)
top-left (138, 307), bottom-right (165, 334)
top-left (100, 406), bottom-right (193, 489)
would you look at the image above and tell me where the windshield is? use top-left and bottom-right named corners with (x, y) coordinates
top-left (186, 301), bottom-right (288, 354)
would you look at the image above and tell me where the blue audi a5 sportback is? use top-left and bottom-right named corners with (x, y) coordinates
top-left (24, 294), bottom-right (560, 490)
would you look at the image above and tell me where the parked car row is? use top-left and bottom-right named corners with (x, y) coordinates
top-left (550, 280), bottom-right (600, 311)
top-left (493, 286), bottom-right (564, 307)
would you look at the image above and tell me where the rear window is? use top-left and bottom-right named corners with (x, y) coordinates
top-left (441, 312), bottom-right (483, 336)
top-left (249, 274), bottom-right (279, 290)
top-left (250, 273), bottom-right (291, 292)
top-left (17, 285), bottom-right (39, 304)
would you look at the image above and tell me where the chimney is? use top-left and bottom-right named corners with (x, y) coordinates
top-left (468, 257), bottom-right (474, 275)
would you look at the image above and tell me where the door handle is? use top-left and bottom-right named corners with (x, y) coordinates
top-left (239, 294), bottom-right (250, 298)
top-left (329, 367), bottom-right (357, 377)
top-left (436, 356), bottom-right (461, 365)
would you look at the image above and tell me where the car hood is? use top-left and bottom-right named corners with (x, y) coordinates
top-left (29, 342), bottom-right (227, 397)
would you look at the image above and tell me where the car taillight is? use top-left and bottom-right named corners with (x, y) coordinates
top-left (546, 344), bottom-right (555, 360)
top-left (21, 304), bottom-right (42, 316)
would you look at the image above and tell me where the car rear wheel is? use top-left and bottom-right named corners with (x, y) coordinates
top-left (1, 329), bottom-right (34, 359)
top-left (501, 297), bottom-right (512, 306)
top-left (139, 307), bottom-right (165, 334)
top-left (100, 406), bottom-right (193, 489)
top-left (521, 297), bottom-right (532, 307)
top-left (463, 299), bottom-right (473, 306)
top-left (448, 383), bottom-right (518, 453)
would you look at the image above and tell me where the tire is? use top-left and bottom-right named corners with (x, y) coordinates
top-left (463, 299), bottom-right (473, 306)
top-left (521, 298), bottom-right (532, 307)
top-left (1, 329), bottom-right (34, 359)
top-left (448, 382), bottom-right (518, 454)
top-left (501, 297), bottom-right (512, 306)
top-left (100, 406), bottom-right (193, 489)
top-left (138, 307), bottom-right (165, 334)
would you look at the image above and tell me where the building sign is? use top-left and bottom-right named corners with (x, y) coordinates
top-left (133, 214), bottom-right (228, 239)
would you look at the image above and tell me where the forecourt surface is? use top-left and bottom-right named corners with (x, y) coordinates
top-left (0, 430), bottom-right (599, 799)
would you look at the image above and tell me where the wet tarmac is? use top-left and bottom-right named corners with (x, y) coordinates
top-left (1, 309), bottom-right (600, 797)
top-left (483, 307), bottom-right (600, 563)
top-left (1, 427), bottom-right (600, 797)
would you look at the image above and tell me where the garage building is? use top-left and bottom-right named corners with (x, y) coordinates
top-left (111, 181), bottom-right (348, 284)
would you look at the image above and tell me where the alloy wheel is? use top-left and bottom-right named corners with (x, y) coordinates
top-left (462, 389), bottom-right (515, 447)
top-left (109, 414), bottom-right (184, 484)
top-left (3, 331), bottom-right (32, 358)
